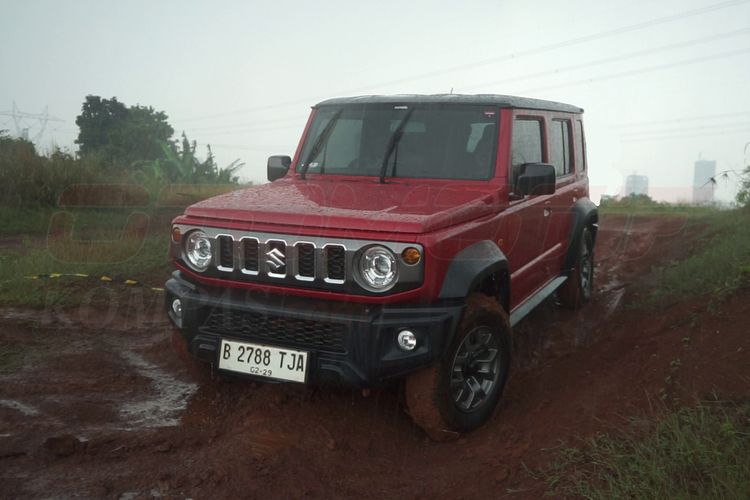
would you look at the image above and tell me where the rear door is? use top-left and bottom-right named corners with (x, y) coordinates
top-left (544, 115), bottom-right (579, 279)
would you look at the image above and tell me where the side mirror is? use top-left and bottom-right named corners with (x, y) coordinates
top-left (517, 163), bottom-right (556, 196)
top-left (267, 155), bottom-right (291, 182)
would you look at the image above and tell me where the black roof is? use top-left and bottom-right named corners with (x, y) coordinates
top-left (315, 94), bottom-right (583, 113)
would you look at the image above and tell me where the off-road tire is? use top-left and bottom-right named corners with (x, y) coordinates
top-left (558, 226), bottom-right (594, 309)
top-left (404, 293), bottom-right (512, 441)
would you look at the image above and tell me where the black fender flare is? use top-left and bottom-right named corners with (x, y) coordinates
top-left (563, 198), bottom-right (599, 273)
top-left (438, 240), bottom-right (510, 312)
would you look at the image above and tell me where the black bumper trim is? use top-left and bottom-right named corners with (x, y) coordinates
top-left (165, 271), bottom-right (464, 387)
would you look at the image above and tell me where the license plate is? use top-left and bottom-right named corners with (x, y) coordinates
top-left (218, 339), bottom-right (308, 383)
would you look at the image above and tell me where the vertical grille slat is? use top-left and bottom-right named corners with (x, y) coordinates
top-left (217, 236), bottom-right (234, 270)
top-left (325, 245), bottom-right (346, 282)
top-left (241, 238), bottom-right (259, 273)
top-left (296, 243), bottom-right (315, 278)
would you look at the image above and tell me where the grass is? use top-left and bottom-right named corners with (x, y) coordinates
top-left (0, 208), bottom-right (173, 308)
top-left (0, 207), bottom-right (58, 236)
top-left (540, 401), bottom-right (750, 499)
top-left (598, 203), bottom-right (750, 306)
top-left (642, 208), bottom-right (750, 306)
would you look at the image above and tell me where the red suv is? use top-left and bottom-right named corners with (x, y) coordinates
top-left (166, 94), bottom-right (598, 438)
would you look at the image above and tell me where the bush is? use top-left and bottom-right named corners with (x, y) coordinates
top-left (0, 132), bottom-right (129, 208)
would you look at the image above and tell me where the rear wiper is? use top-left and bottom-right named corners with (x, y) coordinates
top-left (378, 107), bottom-right (414, 184)
top-left (299, 109), bottom-right (343, 180)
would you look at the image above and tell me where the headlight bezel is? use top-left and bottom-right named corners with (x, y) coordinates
top-left (355, 245), bottom-right (399, 292)
top-left (184, 230), bottom-right (213, 272)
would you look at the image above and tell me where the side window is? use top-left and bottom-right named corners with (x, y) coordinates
top-left (550, 119), bottom-right (572, 177)
top-left (510, 118), bottom-right (543, 191)
top-left (575, 120), bottom-right (586, 172)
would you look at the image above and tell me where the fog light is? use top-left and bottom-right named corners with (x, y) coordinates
top-left (397, 330), bottom-right (417, 351)
top-left (171, 298), bottom-right (182, 318)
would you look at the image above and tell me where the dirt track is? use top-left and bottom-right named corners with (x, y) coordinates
top-left (1, 214), bottom-right (748, 499)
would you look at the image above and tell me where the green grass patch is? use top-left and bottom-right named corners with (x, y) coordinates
top-left (0, 207), bottom-right (56, 236)
top-left (540, 402), bottom-right (750, 499)
top-left (644, 209), bottom-right (750, 306)
top-left (0, 208), bottom-right (172, 307)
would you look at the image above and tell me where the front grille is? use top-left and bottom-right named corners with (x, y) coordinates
top-left (208, 235), bottom-right (349, 284)
top-left (201, 309), bottom-right (347, 353)
top-left (175, 226), bottom-right (424, 294)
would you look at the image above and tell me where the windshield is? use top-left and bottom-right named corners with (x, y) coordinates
top-left (296, 104), bottom-right (499, 180)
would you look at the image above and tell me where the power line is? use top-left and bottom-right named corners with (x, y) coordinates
top-left (516, 47), bottom-right (750, 94)
top-left (621, 127), bottom-right (750, 142)
top-left (184, 114), bottom-right (304, 133)
top-left (620, 121), bottom-right (750, 137)
top-left (174, 0), bottom-right (750, 123)
top-left (460, 27), bottom-right (750, 92)
top-left (610, 111), bottom-right (750, 129)
top-left (198, 47), bottom-right (750, 139)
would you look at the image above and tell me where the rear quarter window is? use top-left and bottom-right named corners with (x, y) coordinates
top-left (575, 119), bottom-right (586, 172)
top-left (550, 119), bottom-right (572, 177)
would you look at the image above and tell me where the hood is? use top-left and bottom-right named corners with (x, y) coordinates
top-left (184, 178), bottom-right (501, 234)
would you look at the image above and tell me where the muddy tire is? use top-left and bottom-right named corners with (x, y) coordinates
top-left (404, 293), bottom-right (512, 441)
top-left (558, 226), bottom-right (594, 309)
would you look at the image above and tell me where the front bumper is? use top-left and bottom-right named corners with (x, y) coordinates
top-left (165, 271), bottom-right (463, 387)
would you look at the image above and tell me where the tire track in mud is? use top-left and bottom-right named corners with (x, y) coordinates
top-left (0, 305), bottom-right (198, 439)
top-left (118, 350), bottom-right (197, 430)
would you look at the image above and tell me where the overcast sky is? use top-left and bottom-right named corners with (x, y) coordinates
top-left (1, 0), bottom-right (749, 203)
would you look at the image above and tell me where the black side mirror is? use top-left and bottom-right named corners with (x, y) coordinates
top-left (267, 155), bottom-right (291, 182)
top-left (517, 163), bottom-right (556, 196)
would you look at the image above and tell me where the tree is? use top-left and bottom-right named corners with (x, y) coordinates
top-left (142, 132), bottom-right (241, 184)
top-left (75, 95), bottom-right (174, 167)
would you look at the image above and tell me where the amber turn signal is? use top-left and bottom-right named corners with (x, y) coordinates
top-left (401, 247), bottom-right (422, 265)
top-left (171, 226), bottom-right (181, 242)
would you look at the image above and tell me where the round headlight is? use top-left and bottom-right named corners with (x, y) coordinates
top-left (358, 245), bottom-right (398, 291)
top-left (185, 231), bottom-right (212, 271)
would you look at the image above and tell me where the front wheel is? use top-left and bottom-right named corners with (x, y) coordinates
top-left (404, 293), bottom-right (512, 441)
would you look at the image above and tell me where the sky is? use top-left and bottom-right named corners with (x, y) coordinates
top-left (1, 0), bottom-right (749, 203)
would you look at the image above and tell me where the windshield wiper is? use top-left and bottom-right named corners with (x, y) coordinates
top-left (378, 107), bottom-right (414, 184)
top-left (299, 109), bottom-right (343, 180)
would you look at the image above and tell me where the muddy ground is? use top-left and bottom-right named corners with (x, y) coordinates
top-left (1, 214), bottom-right (748, 499)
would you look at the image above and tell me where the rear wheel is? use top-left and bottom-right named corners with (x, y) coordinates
top-left (558, 226), bottom-right (594, 309)
top-left (404, 293), bottom-right (512, 441)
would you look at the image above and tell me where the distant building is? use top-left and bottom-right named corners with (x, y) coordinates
top-left (625, 174), bottom-right (649, 196)
top-left (693, 159), bottom-right (716, 205)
